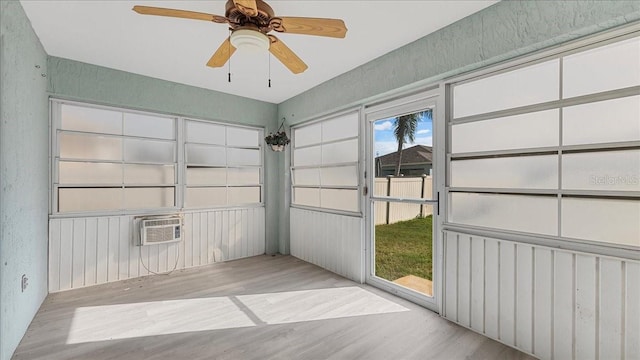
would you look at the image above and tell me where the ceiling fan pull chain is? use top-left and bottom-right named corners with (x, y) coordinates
top-left (228, 29), bottom-right (232, 83)
top-left (268, 53), bottom-right (271, 88)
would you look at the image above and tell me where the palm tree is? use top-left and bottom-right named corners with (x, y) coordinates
top-left (392, 110), bottom-right (431, 176)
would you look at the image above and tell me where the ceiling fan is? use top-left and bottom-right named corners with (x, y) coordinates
top-left (133, 0), bottom-right (348, 74)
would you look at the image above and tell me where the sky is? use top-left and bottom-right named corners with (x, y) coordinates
top-left (373, 111), bottom-right (433, 157)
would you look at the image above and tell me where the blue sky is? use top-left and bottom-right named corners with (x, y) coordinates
top-left (373, 112), bottom-right (433, 157)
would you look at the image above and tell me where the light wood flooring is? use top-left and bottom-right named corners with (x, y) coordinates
top-left (13, 255), bottom-right (534, 360)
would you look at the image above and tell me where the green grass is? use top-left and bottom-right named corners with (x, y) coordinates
top-left (375, 216), bottom-right (433, 281)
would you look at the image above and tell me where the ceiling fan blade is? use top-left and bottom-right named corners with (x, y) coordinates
top-left (132, 6), bottom-right (228, 24)
top-left (270, 17), bottom-right (347, 38)
top-left (233, 0), bottom-right (259, 17)
top-left (268, 35), bottom-right (308, 74)
top-left (206, 38), bottom-right (237, 68)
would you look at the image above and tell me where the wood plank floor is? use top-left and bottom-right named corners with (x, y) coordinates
top-left (13, 255), bottom-right (534, 360)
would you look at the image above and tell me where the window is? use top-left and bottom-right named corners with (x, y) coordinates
top-left (448, 34), bottom-right (640, 248)
top-left (291, 111), bottom-right (360, 213)
top-left (51, 101), bottom-right (264, 214)
top-left (184, 120), bottom-right (262, 208)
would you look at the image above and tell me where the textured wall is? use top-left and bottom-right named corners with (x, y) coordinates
top-left (47, 57), bottom-right (281, 255)
top-left (0, 2), bottom-right (50, 359)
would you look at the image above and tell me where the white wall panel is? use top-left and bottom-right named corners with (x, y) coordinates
top-left (48, 207), bottom-right (265, 292)
top-left (290, 208), bottom-right (363, 283)
top-left (443, 230), bottom-right (639, 360)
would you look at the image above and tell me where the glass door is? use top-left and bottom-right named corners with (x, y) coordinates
top-left (365, 93), bottom-right (440, 311)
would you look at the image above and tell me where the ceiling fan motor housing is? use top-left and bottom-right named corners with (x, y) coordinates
top-left (225, 0), bottom-right (274, 31)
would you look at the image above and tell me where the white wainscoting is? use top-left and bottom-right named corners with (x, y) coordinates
top-left (443, 230), bottom-right (640, 360)
top-left (290, 208), bottom-right (363, 283)
top-left (49, 207), bottom-right (265, 292)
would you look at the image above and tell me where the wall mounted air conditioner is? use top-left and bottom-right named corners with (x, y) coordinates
top-left (139, 216), bottom-right (182, 246)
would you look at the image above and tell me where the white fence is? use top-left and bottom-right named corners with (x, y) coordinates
top-left (374, 176), bottom-right (433, 225)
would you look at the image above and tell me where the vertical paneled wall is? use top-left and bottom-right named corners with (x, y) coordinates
top-left (290, 208), bottom-right (363, 283)
top-left (48, 208), bottom-right (265, 292)
top-left (443, 230), bottom-right (640, 360)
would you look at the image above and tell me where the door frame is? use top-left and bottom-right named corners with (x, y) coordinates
top-left (363, 87), bottom-right (445, 313)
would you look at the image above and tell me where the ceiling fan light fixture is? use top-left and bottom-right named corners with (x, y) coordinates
top-left (230, 29), bottom-right (270, 52)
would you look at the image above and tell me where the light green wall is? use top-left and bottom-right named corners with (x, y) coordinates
top-left (0, 2), bottom-right (50, 359)
top-left (47, 57), bottom-right (281, 255)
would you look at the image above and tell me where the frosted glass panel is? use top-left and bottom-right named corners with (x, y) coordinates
top-left (451, 110), bottom-right (559, 153)
top-left (562, 150), bottom-right (640, 191)
top-left (453, 60), bottom-right (560, 118)
top-left (294, 146), bottom-right (321, 167)
top-left (294, 123), bottom-right (321, 147)
top-left (293, 168), bottom-right (320, 186)
top-left (124, 187), bottom-right (174, 209)
top-left (61, 104), bottom-right (122, 135)
top-left (186, 167), bottom-right (226, 186)
top-left (321, 165), bottom-right (358, 187)
top-left (124, 164), bottom-right (174, 185)
top-left (59, 162), bottom-right (122, 185)
top-left (449, 193), bottom-right (558, 235)
top-left (227, 127), bottom-right (259, 147)
top-left (322, 112), bottom-right (359, 142)
top-left (59, 133), bottom-right (122, 161)
top-left (228, 187), bottom-right (261, 205)
top-left (58, 188), bottom-right (122, 212)
top-left (563, 37), bottom-right (640, 98)
top-left (227, 148), bottom-right (260, 166)
top-left (294, 188), bottom-right (320, 207)
top-left (185, 187), bottom-right (226, 207)
top-left (186, 121), bottom-right (225, 145)
top-left (322, 139), bottom-right (358, 164)
top-left (227, 168), bottom-right (261, 185)
top-left (450, 155), bottom-right (558, 189)
top-left (187, 144), bottom-right (226, 165)
top-left (124, 139), bottom-right (175, 163)
top-left (562, 198), bottom-right (640, 247)
top-left (563, 95), bottom-right (640, 145)
top-left (124, 113), bottom-right (175, 140)
top-left (321, 189), bottom-right (359, 212)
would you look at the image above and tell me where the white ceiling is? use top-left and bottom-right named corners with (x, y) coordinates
top-left (21, 1), bottom-right (496, 104)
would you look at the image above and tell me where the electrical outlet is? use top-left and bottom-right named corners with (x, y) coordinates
top-left (21, 274), bottom-right (28, 292)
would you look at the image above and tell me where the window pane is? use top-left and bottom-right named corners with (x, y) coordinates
top-left (562, 198), bottom-right (640, 247)
top-left (124, 187), bottom-right (174, 209)
top-left (562, 150), bottom-right (640, 192)
top-left (453, 59), bottom-right (560, 118)
top-left (58, 188), bottom-right (122, 212)
top-left (185, 187), bottom-right (226, 207)
top-left (322, 112), bottom-right (359, 143)
top-left (449, 193), bottom-right (558, 235)
top-left (124, 139), bottom-right (175, 163)
top-left (124, 113), bottom-right (175, 140)
top-left (321, 165), bottom-right (358, 187)
top-left (563, 95), bottom-right (640, 145)
top-left (186, 121), bottom-right (225, 145)
top-left (227, 148), bottom-right (260, 166)
top-left (228, 187), bottom-right (261, 205)
top-left (59, 133), bottom-right (122, 161)
top-left (124, 164), bottom-right (174, 185)
top-left (451, 155), bottom-right (558, 189)
top-left (186, 167), bottom-right (226, 186)
top-left (294, 123), bottom-right (322, 147)
top-left (451, 109), bottom-right (559, 153)
top-left (322, 139), bottom-right (358, 164)
top-left (321, 189), bottom-right (359, 212)
top-left (61, 104), bottom-right (122, 135)
top-left (292, 168), bottom-right (320, 186)
top-left (227, 168), bottom-right (260, 185)
top-left (293, 187), bottom-right (320, 207)
top-left (227, 127), bottom-right (259, 147)
top-left (294, 146), bottom-right (321, 167)
top-left (186, 144), bottom-right (226, 165)
top-left (59, 162), bottom-right (122, 185)
top-left (563, 37), bottom-right (640, 98)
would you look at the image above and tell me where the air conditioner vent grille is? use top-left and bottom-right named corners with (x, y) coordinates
top-left (139, 216), bottom-right (182, 246)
